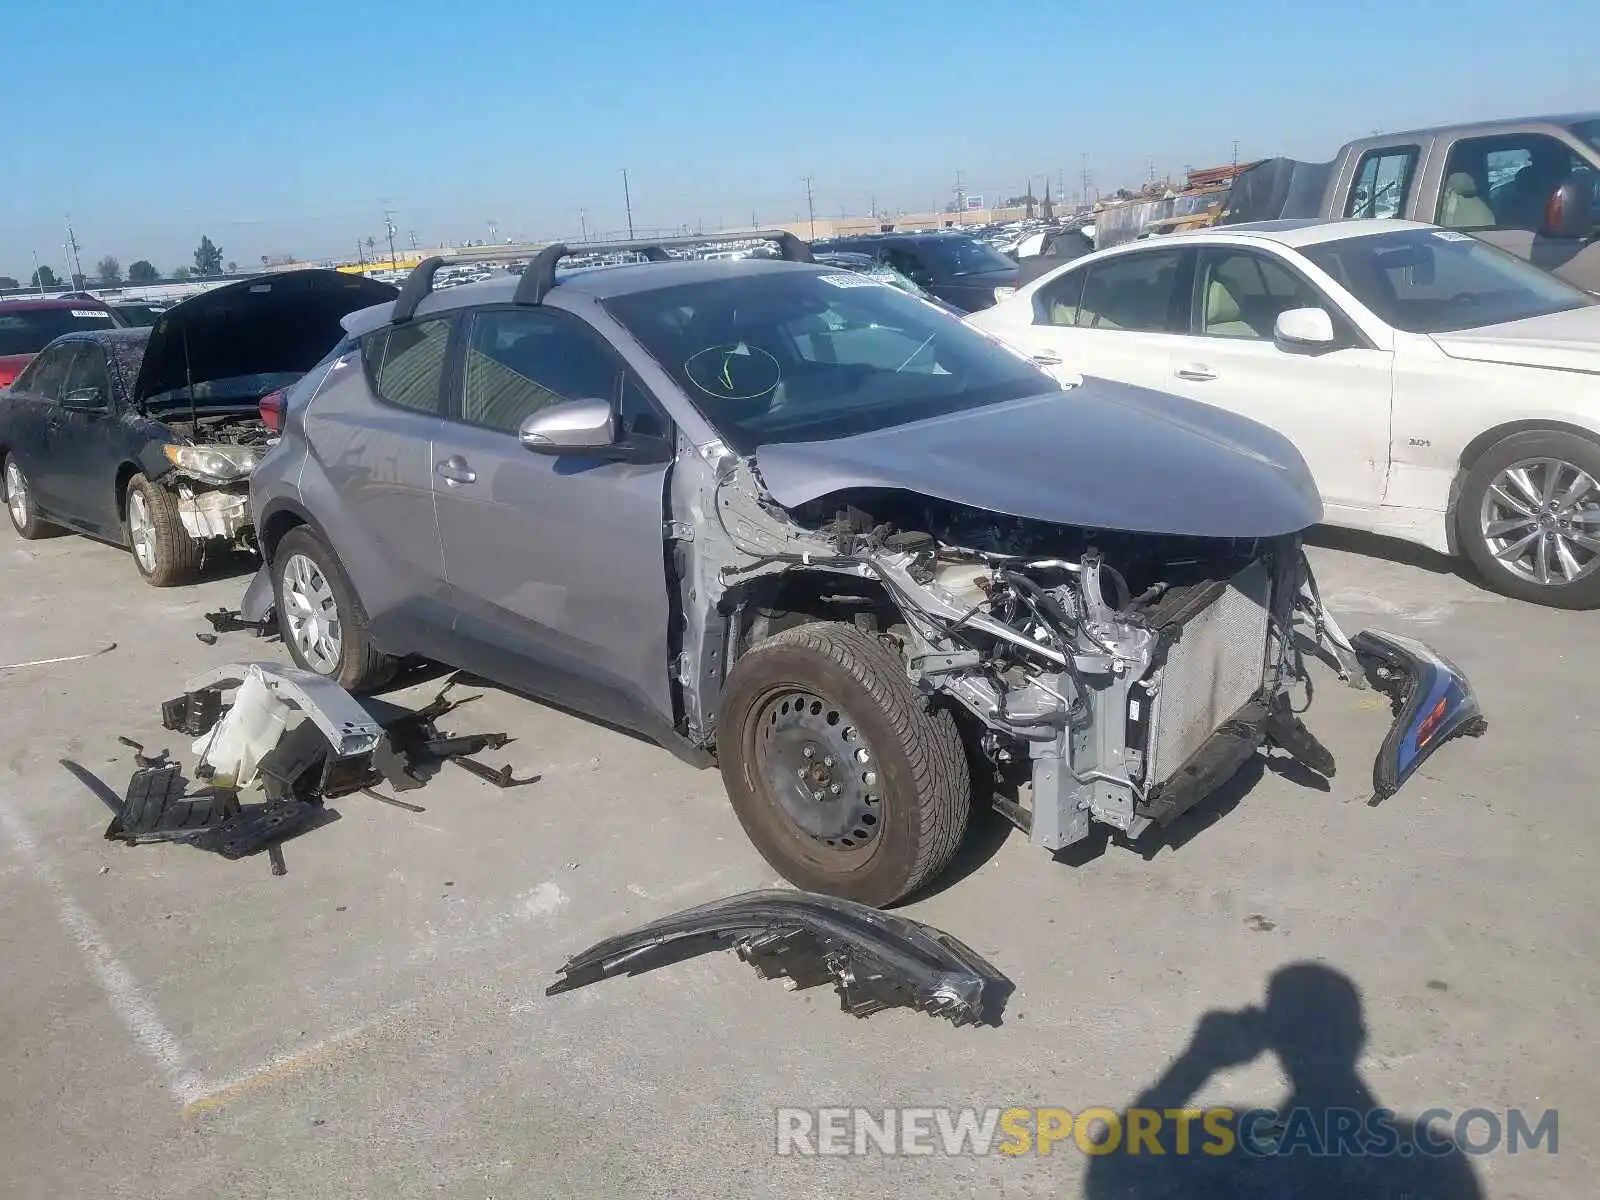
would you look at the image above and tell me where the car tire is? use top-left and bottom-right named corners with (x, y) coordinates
top-left (3, 454), bottom-right (57, 540)
top-left (717, 621), bottom-right (971, 907)
top-left (1456, 429), bottom-right (1600, 610)
top-left (125, 473), bottom-right (203, 586)
top-left (270, 527), bottom-right (398, 692)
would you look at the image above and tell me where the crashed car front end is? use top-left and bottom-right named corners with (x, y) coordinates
top-left (149, 418), bottom-right (273, 548)
top-left (670, 442), bottom-right (1483, 856)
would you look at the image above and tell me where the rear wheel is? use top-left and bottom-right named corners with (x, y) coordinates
top-left (717, 621), bottom-right (970, 907)
top-left (125, 473), bottom-right (202, 586)
top-left (4, 454), bottom-right (56, 539)
top-left (1457, 430), bottom-right (1600, 609)
top-left (270, 527), bottom-right (397, 692)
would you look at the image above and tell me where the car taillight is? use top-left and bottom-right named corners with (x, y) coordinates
top-left (0, 369), bottom-right (17, 390)
top-left (259, 389), bottom-right (286, 433)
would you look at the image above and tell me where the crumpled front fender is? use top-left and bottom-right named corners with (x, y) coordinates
top-left (546, 890), bottom-right (1013, 1027)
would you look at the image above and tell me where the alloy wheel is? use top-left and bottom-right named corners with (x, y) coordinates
top-left (127, 490), bottom-right (158, 574)
top-left (6, 460), bottom-right (27, 529)
top-left (280, 552), bottom-right (343, 674)
top-left (1479, 457), bottom-right (1600, 587)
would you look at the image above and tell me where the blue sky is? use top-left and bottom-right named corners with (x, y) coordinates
top-left (3, 0), bottom-right (1593, 278)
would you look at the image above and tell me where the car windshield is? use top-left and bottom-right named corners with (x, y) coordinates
top-left (0, 307), bottom-right (120, 355)
top-left (1301, 228), bottom-right (1595, 334)
top-left (602, 270), bottom-right (1054, 453)
top-left (911, 236), bottom-right (1015, 277)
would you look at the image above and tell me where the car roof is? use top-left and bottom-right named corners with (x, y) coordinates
top-left (1205, 218), bottom-right (1439, 247)
top-left (1371, 111), bottom-right (1600, 140)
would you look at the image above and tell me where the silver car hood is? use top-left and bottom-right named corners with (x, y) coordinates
top-left (754, 378), bottom-right (1323, 538)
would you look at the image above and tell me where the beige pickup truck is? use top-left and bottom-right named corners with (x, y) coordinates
top-left (1224, 113), bottom-right (1600, 291)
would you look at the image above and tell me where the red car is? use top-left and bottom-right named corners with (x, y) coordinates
top-left (0, 299), bottom-right (125, 388)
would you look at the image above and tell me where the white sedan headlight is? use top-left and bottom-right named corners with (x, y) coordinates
top-left (163, 443), bottom-right (260, 484)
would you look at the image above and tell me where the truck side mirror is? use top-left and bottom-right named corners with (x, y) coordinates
top-left (1542, 176), bottom-right (1593, 240)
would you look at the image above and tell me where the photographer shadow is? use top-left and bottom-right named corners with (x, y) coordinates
top-left (1083, 963), bottom-right (1483, 1199)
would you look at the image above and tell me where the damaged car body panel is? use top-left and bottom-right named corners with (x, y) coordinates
top-left (246, 248), bottom-right (1483, 904)
top-left (546, 889), bottom-right (1012, 1026)
top-left (0, 270), bottom-right (395, 581)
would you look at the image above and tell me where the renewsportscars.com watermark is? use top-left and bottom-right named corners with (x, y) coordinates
top-left (775, 1106), bottom-right (1558, 1158)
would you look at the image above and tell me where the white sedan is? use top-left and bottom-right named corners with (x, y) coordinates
top-left (967, 218), bottom-right (1600, 608)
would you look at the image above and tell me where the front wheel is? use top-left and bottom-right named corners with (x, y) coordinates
top-left (1457, 430), bottom-right (1600, 609)
top-left (125, 473), bottom-right (202, 586)
top-left (717, 621), bottom-right (971, 907)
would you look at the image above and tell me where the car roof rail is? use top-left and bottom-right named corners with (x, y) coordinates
top-left (392, 231), bottom-right (813, 322)
top-left (512, 230), bottom-right (814, 305)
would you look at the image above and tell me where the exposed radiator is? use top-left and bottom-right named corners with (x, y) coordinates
top-left (1144, 558), bottom-right (1272, 784)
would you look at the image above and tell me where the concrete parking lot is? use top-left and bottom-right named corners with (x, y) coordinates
top-left (0, 526), bottom-right (1593, 1199)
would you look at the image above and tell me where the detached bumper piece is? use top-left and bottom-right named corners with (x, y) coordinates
top-left (546, 890), bottom-right (1012, 1028)
top-left (1353, 629), bottom-right (1486, 801)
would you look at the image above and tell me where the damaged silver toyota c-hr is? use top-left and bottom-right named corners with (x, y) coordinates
top-left (245, 234), bottom-right (1483, 906)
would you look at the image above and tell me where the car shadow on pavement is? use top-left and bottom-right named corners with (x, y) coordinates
top-left (1304, 525), bottom-right (1471, 583)
top-left (1079, 963), bottom-right (1484, 1199)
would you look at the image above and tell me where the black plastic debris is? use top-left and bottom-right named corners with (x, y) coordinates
top-left (201, 606), bottom-right (275, 639)
top-left (546, 890), bottom-right (1013, 1027)
top-left (161, 687), bottom-right (224, 737)
top-left (377, 678), bottom-right (539, 790)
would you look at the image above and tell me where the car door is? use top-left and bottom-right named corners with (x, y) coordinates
top-left (1160, 245), bottom-right (1394, 510)
top-left (44, 342), bottom-right (124, 536)
top-left (6, 342), bottom-right (81, 516)
top-left (300, 315), bottom-right (453, 631)
top-left (990, 247), bottom-right (1189, 392)
top-left (428, 304), bottom-right (676, 737)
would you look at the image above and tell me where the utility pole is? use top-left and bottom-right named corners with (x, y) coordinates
top-left (952, 170), bottom-right (966, 225)
top-left (487, 219), bottom-right (499, 244)
top-left (1232, 138), bottom-right (1240, 170)
top-left (579, 207), bottom-right (589, 241)
top-left (356, 239), bottom-right (365, 267)
top-left (1080, 154), bottom-right (1092, 206)
top-left (31, 250), bottom-right (45, 296)
top-left (622, 169), bottom-right (635, 239)
top-left (408, 230), bottom-right (418, 251)
top-left (384, 208), bottom-right (398, 270)
top-left (63, 216), bottom-right (84, 286)
top-left (802, 174), bottom-right (816, 240)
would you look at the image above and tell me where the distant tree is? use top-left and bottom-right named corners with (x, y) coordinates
top-left (226, 261), bottom-right (237, 273)
top-left (264, 252), bottom-right (297, 267)
top-left (193, 235), bottom-right (223, 276)
top-left (0, 276), bottom-right (18, 290)
top-left (1003, 194), bottom-right (1034, 207)
top-left (31, 266), bottom-right (59, 289)
top-left (95, 256), bottom-right (122, 285)
top-left (127, 260), bottom-right (159, 284)
top-left (365, 236), bottom-right (377, 261)
top-left (170, 265), bottom-right (192, 281)
top-left (1113, 188), bottom-right (1135, 201)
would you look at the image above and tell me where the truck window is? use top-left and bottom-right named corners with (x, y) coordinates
top-left (1437, 133), bottom-right (1599, 233)
top-left (1344, 146), bottom-right (1419, 220)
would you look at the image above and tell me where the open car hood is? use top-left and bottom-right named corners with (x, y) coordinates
top-left (754, 379), bottom-right (1323, 538)
top-left (131, 270), bottom-right (397, 407)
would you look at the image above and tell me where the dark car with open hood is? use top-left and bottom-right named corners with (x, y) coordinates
top-left (0, 269), bottom-right (395, 584)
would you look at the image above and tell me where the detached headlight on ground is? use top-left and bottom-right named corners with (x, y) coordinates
top-left (163, 444), bottom-right (260, 484)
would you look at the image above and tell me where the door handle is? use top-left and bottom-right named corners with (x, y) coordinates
top-left (1174, 365), bottom-right (1217, 382)
top-left (435, 456), bottom-right (477, 485)
top-left (1031, 351), bottom-right (1064, 366)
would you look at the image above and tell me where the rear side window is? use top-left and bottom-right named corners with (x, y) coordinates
top-left (17, 344), bottom-right (79, 400)
top-left (1344, 146), bottom-right (1419, 219)
top-left (363, 317), bottom-right (452, 414)
top-left (1070, 249), bottom-right (1185, 332)
top-left (459, 308), bottom-right (619, 434)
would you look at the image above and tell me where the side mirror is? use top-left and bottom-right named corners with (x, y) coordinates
top-left (1274, 307), bottom-right (1337, 350)
top-left (518, 397), bottom-right (615, 454)
top-left (60, 385), bottom-right (106, 410)
top-left (1542, 176), bottom-right (1593, 240)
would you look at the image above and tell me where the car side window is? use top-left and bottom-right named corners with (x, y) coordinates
top-left (619, 373), bottom-right (668, 440)
top-left (59, 345), bottom-right (112, 408)
top-left (1437, 133), bottom-right (1594, 232)
top-left (459, 308), bottom-right (619, 435)
top-left (1345, 146), bottom-right (1418, 219)
top-left (1034, 267), bottom-right (1087, 327)
top-left (1070, 249), bottom-right (1184, 333)
top-left (1196, 250), bottom-right (1326, 340)
top-left (19, 345), bottom-right (78, 401)
top-left (363, 317), bottom-right (453, 415)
